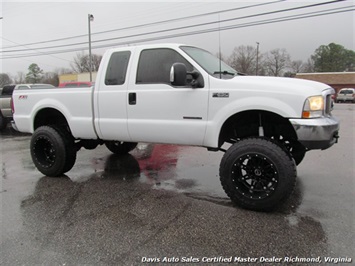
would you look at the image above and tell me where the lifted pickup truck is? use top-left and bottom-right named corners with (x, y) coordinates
top-left (12, 43), bottom-right (339, 211)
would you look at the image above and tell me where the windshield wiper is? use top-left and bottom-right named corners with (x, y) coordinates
top-left (213, 71), bottom-right (236, 76)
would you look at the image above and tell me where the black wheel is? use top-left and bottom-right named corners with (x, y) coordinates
top-left (105, 141), bottom-right (137, 155)
top-left (52, 126), bottom-right (77, 173)
top-left (220, 137), bottom-right (297, 211)
top-left (30, 126), bottom-right (76, 177)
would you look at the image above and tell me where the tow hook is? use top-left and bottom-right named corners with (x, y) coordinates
top-left (334, 132), bottom-right (339, 143)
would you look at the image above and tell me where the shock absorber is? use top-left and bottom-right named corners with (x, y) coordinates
top-left (259, 113), bottom-right (264, 137)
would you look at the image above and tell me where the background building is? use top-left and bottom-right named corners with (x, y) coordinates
top-left (59, 72), bottom-right (97, 84)
top-left (295, 72), bottom-right (355, 93)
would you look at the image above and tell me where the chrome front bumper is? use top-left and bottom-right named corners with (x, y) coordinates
top-left (289, 116), bottom-right (339, 150)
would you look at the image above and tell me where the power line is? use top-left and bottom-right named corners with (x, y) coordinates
top-left (0, 36), bottom-right (75, 63)
top-left (2, 6), bottom-right (353, 59)
top-left (0, 0), bottom-right (345, 54)
top-left (1, 0), bottom-right (284, 50)
top-left (1, 4), bottom-right (353, 59)
top-left (94, 7), bottom-right (355, 50)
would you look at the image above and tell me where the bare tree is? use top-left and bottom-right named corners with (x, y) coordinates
top-left (71, 52), bottom-right (102, 73)
top-left (263, 48), bottom-right (291, 77)
top-left (215, 52), bottom-right (228, 64)
top-left (283, 60), bottom-right (305, 77)
top-left (0, 73), bottom-right (12, 87)
top-left (303, 57), bottom-right (316, 73)
top-left (54, 67), bottom-right (72, 75)
top-left (290, 60), bottom-right (305, 74)
top-left (228, 45), bottom-right (258, 75)
top-left (14, 71), bottom-right (26, 84)
top-left (41, 72), bottom-right (59, 86)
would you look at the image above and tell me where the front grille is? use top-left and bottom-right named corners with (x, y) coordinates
top-left (325, 94), bottom-right (332, 115)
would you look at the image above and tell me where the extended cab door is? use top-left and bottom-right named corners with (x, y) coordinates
top-left (95, 50), bottom-right (132, 141)
top-left (127, 47), bottom-right (209, 145)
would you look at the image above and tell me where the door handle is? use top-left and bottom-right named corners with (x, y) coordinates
top-left (129, 93), bottom-right (136, 105)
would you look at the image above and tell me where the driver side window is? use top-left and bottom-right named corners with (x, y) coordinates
top-left (136, 48), bottom-right (193, 85)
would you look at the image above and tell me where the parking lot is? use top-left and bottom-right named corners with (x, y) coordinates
top-left (1, 104), bottom-right (354, 265)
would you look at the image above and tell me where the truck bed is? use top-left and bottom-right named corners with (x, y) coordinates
top-left (13, 86), bottom-right (98, 139)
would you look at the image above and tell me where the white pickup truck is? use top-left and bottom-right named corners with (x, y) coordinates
top-left (12, 43), bottom-right (339, 211)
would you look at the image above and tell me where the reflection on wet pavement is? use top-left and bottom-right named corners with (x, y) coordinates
top-left (85, 143), bottom-right (305, 213)
top-left (16, 171), bottom-right (328, 265)
top-left (85, 143), bottom-right (227, 200)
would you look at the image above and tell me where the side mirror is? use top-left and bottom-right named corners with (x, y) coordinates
top-left (170, 63), bottom-right (187, 86)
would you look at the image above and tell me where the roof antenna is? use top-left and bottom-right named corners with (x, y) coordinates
top-left (218, 13), bottom-right (222, 79)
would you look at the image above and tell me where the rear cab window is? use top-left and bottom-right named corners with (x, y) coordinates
top-left (105, 51), bottom-right (131, 85)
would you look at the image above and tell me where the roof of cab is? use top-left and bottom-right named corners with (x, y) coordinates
top-left (107, 43), bottom-right (188, 53)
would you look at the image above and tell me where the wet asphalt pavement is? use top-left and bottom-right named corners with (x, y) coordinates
top-left (0, 104), bottom-right (354, 265)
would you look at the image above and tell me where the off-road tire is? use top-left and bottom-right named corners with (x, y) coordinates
top-left (51, 125), bottom-right (77, 173)
top-left (220, 137), bottom-right (297, 211)
top-left (30, 126), bottom-right (76, 177)
top-left (105, 141), bottom-right (137, 155)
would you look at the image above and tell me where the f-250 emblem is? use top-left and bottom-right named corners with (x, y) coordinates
top-left (213, 93), bottom-right (229, 98)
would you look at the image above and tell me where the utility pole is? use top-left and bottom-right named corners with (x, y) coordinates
top-left (88, 14), bottom-right (94, 82)
top-left (256, 42), bottom-right (260, 76)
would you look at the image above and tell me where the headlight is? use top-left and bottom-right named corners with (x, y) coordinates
top-left (302, 96), bottom-right (324, 118)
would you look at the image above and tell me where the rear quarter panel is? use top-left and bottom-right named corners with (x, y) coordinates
top-left (13, 87), bottom-right (97, 139)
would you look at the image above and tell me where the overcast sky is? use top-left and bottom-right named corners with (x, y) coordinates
top-left (0, 0), bottom-right (354, 77)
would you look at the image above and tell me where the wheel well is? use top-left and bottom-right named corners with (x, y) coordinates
top-left (34, 108), bottom-right (69, 130)
top-left (219, 110), bottom-right (297, 147)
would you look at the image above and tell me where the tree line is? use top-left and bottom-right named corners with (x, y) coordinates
top-left (223, 42), bottom-right (355, 76)
top-left (1, 42), bottom-right (354, 88)
top-left (0, 52), bottom-right (102, 88)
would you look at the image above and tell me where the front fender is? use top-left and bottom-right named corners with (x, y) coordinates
top-left (203, 96), bottom-right (302, 148)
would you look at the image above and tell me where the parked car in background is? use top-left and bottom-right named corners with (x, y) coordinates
top-left (336, 88), bottom-right (355, 103)
top-left (58, 82), bottom-right (94, 88)
top-left (0, 84), bottom-right (16, 130)
top-left (16, 84), bottom-right (55, 90)
top-left (0, 83), bottom-right (54, 130)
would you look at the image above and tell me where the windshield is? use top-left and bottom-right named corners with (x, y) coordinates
top-left (180, 46), bottom-right (238, 79)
